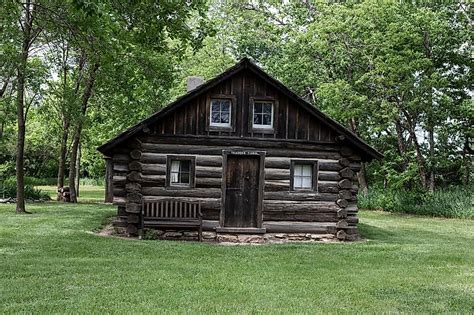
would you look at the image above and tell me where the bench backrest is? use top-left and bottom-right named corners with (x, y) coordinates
top-left (142, 199), bottom-right (201, 220)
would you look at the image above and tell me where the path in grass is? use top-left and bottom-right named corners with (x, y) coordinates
top-left (0, 188), bottom-right (473, 313)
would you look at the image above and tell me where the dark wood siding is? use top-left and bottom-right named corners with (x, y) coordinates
top-left (151, 69), bottom-right (337, 142)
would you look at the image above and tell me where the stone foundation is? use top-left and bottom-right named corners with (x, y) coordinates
top-left (140, 228), bottom-right (351, 243)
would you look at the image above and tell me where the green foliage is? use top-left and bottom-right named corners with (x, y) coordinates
top-left (358, 187), bottom-right (474, 219)
top-left (0, 178), bottom-right (50, 201)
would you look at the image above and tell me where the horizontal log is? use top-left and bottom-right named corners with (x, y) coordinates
top-left (264, 180), bottom-right (290, 191)
top-left (141, 164), bottom-right (166, 175)
top-left (113, 188), bottom-right (125, 197)
top-left (263, 213), bottom-right (338, 222)
top-left (140, 135), bottom-right (341, 152)
top-left (141, 187), bottom-right (221, 198)
top-left (113, 164), bottom-right (128, 172)
top-left (318, 171), bottom-right (341, 181)
top-left (265, 168), bottom-right (290, 180)
top-left (263, 221), bottom-right (336, 234)
top-left (349, 162), bottom-right (361, 172)
top-left (264, 200), bottom-right (339, 212)
top-left (141, 143), bottom-right (342, 159)
top-left (140, 153), bottom-right (223, 167)
top-left (127, 171), bottom-right (142, 182)
top-left (112, 154), bottom-right (130, 163)
top-left (336, 230), bottom-right (346, 240)
top-left (113, 196), bottom-right (125, 205)
top-left (337, 209), bottom-right (347, 219)
top-left (113, 176), bottom-right (126, 185)
top-left (265, 158), bottom-right (339, 169)
top-left (264, 191), bottom-right (338, 202)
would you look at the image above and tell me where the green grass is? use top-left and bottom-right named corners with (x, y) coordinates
top-left (0, 187), bottom-right (473, 313)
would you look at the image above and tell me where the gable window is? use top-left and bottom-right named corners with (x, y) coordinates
top-left (166, 156), bottom-right (195, 188)
top-left (253, 101), bottom-right (273, 129)
top-left (290, 160), bottom-right (318, 192)
top-left (210, 98), bottom-right (231, 127)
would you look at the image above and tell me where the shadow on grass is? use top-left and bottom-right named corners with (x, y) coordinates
top-left (358, 222), bottom-right (395, 241)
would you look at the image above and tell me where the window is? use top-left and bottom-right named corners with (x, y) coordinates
top-left (291, 160), bottom-right (318, 191)
top-left (166, 156), bottom-right (195, 188)
top-left (253, 101), bottom-right (273, 129)
top-left (210, 98), bottom-right (231, 127)
top-left (170, 160), bottom-right (190, 185)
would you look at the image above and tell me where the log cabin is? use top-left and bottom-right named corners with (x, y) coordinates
top-left (98, 58), bottom-right (382, 242)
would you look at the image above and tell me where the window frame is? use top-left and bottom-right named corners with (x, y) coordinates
top-left (249, 97), bottom-right (278, 134)
top-left (206, 94), bottom-right (237, 131)
top-left (166, 155), bottom-right (196, 189)
top-left (209, 98), bottom-right (232, 128)
top-left (290, 160), bottom-right (319, 192)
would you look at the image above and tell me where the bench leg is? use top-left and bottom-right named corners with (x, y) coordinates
top-left (198, 225), bottom-right (202, 242)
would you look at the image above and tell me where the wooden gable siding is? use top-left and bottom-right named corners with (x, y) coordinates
top-left (151, 70), bottom-right (336, 142)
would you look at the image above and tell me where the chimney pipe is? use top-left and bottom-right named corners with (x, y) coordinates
top-left (187, 76), bottom-right (204, 92)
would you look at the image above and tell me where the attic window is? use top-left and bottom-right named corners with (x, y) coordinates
top-left (210, 99), bottom-right (231, 127)
top-left (253, 101), bottom-right (273, 129)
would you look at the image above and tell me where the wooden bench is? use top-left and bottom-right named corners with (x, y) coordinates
top-left (141, 199), bottom-right (202, 241)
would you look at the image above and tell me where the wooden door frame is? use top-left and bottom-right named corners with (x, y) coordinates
top-left (220, 150), bottom-right (266, 228)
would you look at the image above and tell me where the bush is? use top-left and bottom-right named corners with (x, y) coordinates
top-left (0, 178), bottom-right (51, 201)
top-left (358, 187), bottom-right (474, 219)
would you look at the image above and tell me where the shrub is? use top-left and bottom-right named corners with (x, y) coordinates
top-left (358, 187), bottom-right (474, 219)
top-left (0, 178), bottom-right (51, 201)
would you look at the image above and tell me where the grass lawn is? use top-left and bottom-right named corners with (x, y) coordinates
top-left (0, 187), bottom-right (473, 313)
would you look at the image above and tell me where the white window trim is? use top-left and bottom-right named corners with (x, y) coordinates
top-left (252, 101), bottom-right (274, 129)
top-left (209, 99), bottom-right (232, 128)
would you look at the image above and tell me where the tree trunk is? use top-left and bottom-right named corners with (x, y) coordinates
top-left (68, 63), bottom-right (99, 203)
top-left (403, 110), bottom-right (428, 189)
top-left (56, 120), bottom-right (69, 200)
top-left (427, 127), bottom-right (435, 192)
top-left (68, 126), bottom-right (81, 203)
top-left (16, 1), bottom-right (34, 213)
top-left (75, 142), bottom-right (81, 197)
top-left (394, 118), bottom-right (409, 171)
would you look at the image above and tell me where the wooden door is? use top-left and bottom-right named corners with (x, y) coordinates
top-left (224, 155), bottom-right (260, 227)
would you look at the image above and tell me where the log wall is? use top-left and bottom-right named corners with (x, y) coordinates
top-left (110, 136), bottom-right (362, 240)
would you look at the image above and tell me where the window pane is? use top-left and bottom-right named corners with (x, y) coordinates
top-left (181, 172), bottom-right (190, 184)
top-left (263, 103), bottom-right (272, 114)
top-left (294, 164), bottom-right (302, 176)
top-left (221, 100), bottom-right (230, 112)
top-left (211, 101), bottom-right (220, 112)
top-left (221, 111), bottom-right (229, 123)
top-left (171, 161), bottom-right (180, 172)
top-left (180, 161), bottom-right (190, 172)
top-left (262, 114), bottom-right (272, 126)
top-left (254, 114), bottom-right (262, 125)
top-left (254, 102), bottom-right (262, 113)
top-left (171, 172), bottom-right (179, 183)
top-left (293, 163), bottom-right (313, 190)
top-left (294, 176), bottom-right (302, 188)
top-left (302, 165), bottom-right (312, 176)
top-left (302, 176), bottom-right (312, 189)
top-left (211, 111), bottom-right (220, 123)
